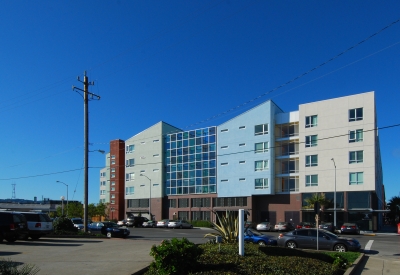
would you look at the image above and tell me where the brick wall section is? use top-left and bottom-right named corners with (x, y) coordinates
top-left (110, 139), bottom-right (125, 221)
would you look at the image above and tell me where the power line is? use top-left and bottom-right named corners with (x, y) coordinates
top-left (2, 123), bottom-right (396, 181)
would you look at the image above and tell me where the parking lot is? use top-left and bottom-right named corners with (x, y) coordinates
top-left (0, 227), bottom-right (215, 275)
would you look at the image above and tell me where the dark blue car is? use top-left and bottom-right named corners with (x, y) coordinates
top-left (87, 222), bottom-right (130, 238)
top-left (244, 228), bottom-right (277, 246)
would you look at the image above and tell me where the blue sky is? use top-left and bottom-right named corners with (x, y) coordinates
top-left (1, 0), bottom-right (399, 204)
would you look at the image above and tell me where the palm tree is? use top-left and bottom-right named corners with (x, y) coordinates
top-left (304, 193), bottom-right (331, 210)
top-left (386, 196), bottom-right (400, 225)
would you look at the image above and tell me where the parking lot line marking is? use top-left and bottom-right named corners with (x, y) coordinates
top-left (365, 240), bottom-right (374, 251)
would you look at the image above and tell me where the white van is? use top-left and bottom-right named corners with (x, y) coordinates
top-left (19, 212), bottom-right (53, 240)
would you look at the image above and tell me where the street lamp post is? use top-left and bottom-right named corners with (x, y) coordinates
top-left (140, 174), bottom-right (152, 220)
top-left (57, 181), bottom-right (69, 217)
top-left (60, 196), bottom-right (65, 216)
top-left (331, 158), bottom-right (337, 229)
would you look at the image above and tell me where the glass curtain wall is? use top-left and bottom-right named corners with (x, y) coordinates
top-left (165, 127), bottom-right (217, 195)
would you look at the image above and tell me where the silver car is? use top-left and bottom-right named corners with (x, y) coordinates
top-left (167, 220), bottom-right (193, 229)
top-left (256, 222), bottom-right (272, 231)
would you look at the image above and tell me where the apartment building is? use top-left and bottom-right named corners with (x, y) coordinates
top-left (100, 91), bottom-right (385, 231)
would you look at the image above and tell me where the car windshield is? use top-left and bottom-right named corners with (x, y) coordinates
top-left (247, 229), bottom-right (263, 236)
top-left (104, 223), bottom-right (118, 228)
top-left (323, 230), bottom-right (338, 238)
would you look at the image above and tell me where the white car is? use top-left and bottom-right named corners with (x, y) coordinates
top-left (256, 222), bottom-right (272, 231)
top-left (19, 212), bottom-right (53, 240)
top-left (167, 220), bottom-right (193, 229)
top-left (71, 218), bottom-right (85, 230)
top-left (156, 219), bottom-right (170, 228)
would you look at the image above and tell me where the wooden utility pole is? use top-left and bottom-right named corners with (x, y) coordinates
top-left (73, 71), bottom-right (100, 232)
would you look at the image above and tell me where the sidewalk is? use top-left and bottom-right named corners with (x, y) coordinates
top-left (350, 255), bottom-right (400, 275)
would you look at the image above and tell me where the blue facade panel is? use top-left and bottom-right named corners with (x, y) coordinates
top-left (217, 101), bottom-right (282, 197)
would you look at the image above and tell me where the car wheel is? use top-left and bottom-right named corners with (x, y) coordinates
top-left (180, 225), bottom-right (183, 229)
top-left (286, 241), bottom-right (297, 249)
top-left (106, 232), bottom-right (112, 238)
top-left (334, 244), bottom-right (347, 252)
top-left (257, 240), bottom-right (266, 246)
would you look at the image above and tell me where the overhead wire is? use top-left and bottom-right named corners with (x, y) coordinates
top-left (1, 122), bottom-right (397, 181)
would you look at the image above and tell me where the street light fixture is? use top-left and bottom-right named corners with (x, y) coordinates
top-left (331, 158), bottom-right (337, 228)
top-left (56, 181), bottom-right (69, 217)
top-left (140, 174), bottom-right (152, 220)
top-left (60, 196), bottom-right (65, 216)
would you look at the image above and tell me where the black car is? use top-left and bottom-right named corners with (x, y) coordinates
top-left (340, 223), bottom-right (361, 235)
top-left (277, 228), bottom-right (361, 252)
top-left (126, 216), bottom-right (148, 227)
top-left (319, 222), bottom-right (335, 233)
top-left (87, 222), bottom-right (130, 238)
top-left (0, 211), bottom-right (29, 243)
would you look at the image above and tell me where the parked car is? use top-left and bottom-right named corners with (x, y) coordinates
top-left (142, 220), bottom-right (157, 228)
top-left (274, 222), bottom-right (295, 232)
top-left (126, 216), bottom-right (148, 227)
top-left (87, 221), bottom-right (130, 238)
top-left (277, 228), bottom-right (361, 252)
top-left (70, 218), bottom-right (85, 231)
top-left (244, 221), bottom-right (256, 229)
top-left (244, 228), bottom-right (277, 246)
top-left (168, 220), bottom-right (193, 229)
top-left (340, 223), bottom-right (361, 235)
top-left (0, 211), bottom-right (28, 243)
top-left (256, 222), bottom-right (272, 232)
top-left (296, 222), bottom-right (314, 229)
top-left (19, 212), bottom-right (53, 240)
top-left (319, 222), bottom-right (335, 233)
top-left (156, 219), bottom-right (170, 228)
top-left (117, 219), bottom-right (127, 226)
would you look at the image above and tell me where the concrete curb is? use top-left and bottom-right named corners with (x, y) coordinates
top-left (343, 253), bottom-right (365, 275)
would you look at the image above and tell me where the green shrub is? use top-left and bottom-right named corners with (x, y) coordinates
top-left (190, 220), bottom-right (213, 228)
top-left (0, 258), bottom-right (39, 275)
top-left (52, 217), bottom-right (77, 233)
top-left (148, 238), bottom-right (202, 275)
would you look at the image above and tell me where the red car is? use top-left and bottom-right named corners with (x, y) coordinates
top-left (296, 222), bottom-right (314, 229)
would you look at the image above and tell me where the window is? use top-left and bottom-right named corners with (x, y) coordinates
top-left (125, 187), bottom-right (134, 195)
top-left (111, 200), bottom-right (115, 204)
top-left (221, 129), bottom-right (228, 132)
top-left (111, 168), bottom-right (115, 172)
top-left (305, 155), bottom-right (318, 167)
top-left (239, 160), bottom-right (245, 164)
top-left (126, 158), bottom-right (135, 167)
top-left (255, 178), bottom-right (268, 189)
top-left (126, 173), bottom-right (134, 181)
top-left (111, 160), bottom-right (115, 164)
top-left (111, 174), bottom-right (115, 178)
top-left (111, 187), bottom-right (115, 191)
top-left (153, 169), bottom-right (159, 172)
top-left (255, 123), bottom-right (268, 135)
top-left (349, 151), bottom-right (363, 164)
top-left (349, 108), bottom-right (363, 122)
top-left (239, 143), bottom-right (245, 147)
top-left (141, 141), bottom-right (146, 144)
top-left (349, 172), bottom-right (364, 185)
top-left (111, 155), bottom-right (115, 159)
top-left (239, 126), bottom-right (246, 129)
top-left (100, 190), bottom-right (105, 195)
top-left (111, 194), bottom-right (115, 199)
top-left (153, 154), bottom-right (160, 157)
top-left (305, 135), bottom-right (318, 147)
top-left (153, 139), bottom-right (159, 143)
top-left (349, 129), bottom-right (363, 143)
top-left (221, 146), bottom-right (228, 149)
top-left (255, 142), bottom-right (268, 153)
top-left (126, 145), bottom-right (135, 153)
top-left (255, 160), bottom-right (268, 171)
top-left (305, 175), bottom-right (318, 187)
top-left (221, 162), bottom-right (228, 166)
top-left (239, 178), bottom-right (246, 181)
top-left (305, 115), bottom-right (318, 128)
top-left (221, 179), bottom-right (228, 182)
top-left (111, 181), bottom-right (115, 186)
